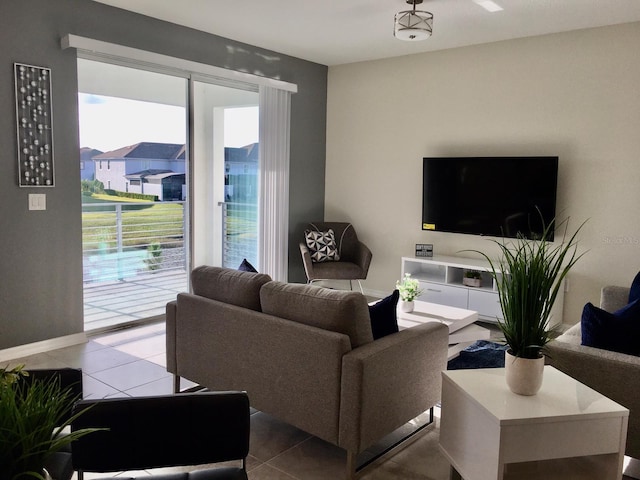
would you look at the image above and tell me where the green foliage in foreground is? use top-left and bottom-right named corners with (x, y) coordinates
top-left (0, 366), bottom-right (101, 480)
top-left (471, 218), bottom-right (586, 359)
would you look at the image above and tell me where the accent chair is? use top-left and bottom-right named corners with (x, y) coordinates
top-left (299, 221), bottom-right (372, 293)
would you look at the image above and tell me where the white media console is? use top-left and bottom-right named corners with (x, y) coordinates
top-left (401, 255), bottom-right (564, 327)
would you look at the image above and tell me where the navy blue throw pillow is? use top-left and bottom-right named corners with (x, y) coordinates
top-left (238, 258), bottom-right (258, 273)
top-left (629, 271), bottom-right (640, 304)
top-left (581, 299), bottom-right (640, 356)
top-left (369, 290), bottom-right (400, 340)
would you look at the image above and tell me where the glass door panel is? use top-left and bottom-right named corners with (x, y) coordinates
top-left (191, 81), bottom-right (259, 270)
top-left (77, 58), bottom-right (188, 331)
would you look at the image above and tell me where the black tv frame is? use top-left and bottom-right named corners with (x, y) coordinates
top-left (421, 156), bottom-right (558, 241)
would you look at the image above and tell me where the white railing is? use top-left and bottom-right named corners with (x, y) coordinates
top-left (221, 201), bottom-right (258, 270)
top-left (82, 201), bottom-right (186, 283)
top-left (82, 200), bottom-right (258, 283)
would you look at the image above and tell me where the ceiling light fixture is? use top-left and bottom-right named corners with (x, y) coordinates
top-left (394, 0), bottom-right (433, 41)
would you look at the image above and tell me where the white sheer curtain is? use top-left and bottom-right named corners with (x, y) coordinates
top-left (258, 86), bottom-right (291, 281)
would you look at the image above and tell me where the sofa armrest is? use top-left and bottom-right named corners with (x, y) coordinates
top-left (166, 300), bottom-right (177, 374)
top-left (546, 339), bottom-right (640, 457)
top-left (339, 321), bottom-right (448, 452)
top-left (600, 285), bottom-right (630, 312)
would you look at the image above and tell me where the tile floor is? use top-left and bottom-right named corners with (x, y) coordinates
top-left (7, 321), bottom-right (638, 480)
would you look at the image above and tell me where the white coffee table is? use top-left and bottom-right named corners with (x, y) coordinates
top-left (397, 300), bottom-right (489, 360)
top-left (440, 366), bottom-right (629, 480)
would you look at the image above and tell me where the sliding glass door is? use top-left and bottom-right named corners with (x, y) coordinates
top-left (77, 58), bottom-right (189, 331)
top-left (191, 80), bottom-right (259, 270)
top-left (74, 40), bottom-right (293, 331)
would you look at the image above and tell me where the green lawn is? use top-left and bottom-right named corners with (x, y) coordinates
top-left (82, 195), bottom-right (184, 251)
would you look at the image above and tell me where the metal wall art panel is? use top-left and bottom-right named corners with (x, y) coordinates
top-left (14, 63), bottom-right (54, 187)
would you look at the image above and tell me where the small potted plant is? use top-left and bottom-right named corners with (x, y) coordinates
top-left (396, 273), bottom-right (422, 313)
top-left (462, 269), bottom-right (482, 287)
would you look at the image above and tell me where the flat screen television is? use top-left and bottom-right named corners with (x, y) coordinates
top-left (422, 156), bottom-right (558, 240)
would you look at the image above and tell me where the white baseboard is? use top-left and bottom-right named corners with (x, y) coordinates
top-left (0, 332), bottom-right (88, 363)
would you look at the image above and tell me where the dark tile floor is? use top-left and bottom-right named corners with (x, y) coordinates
top-left (7, 321), bottom-right (638, 479)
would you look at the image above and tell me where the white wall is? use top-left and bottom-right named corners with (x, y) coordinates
top-left (326, 22), bottom-right (640, 326)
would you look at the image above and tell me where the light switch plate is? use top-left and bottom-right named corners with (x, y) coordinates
top-left (29, 193), bottom-right (46, 211)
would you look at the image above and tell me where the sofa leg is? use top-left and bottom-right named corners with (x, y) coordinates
top-left (346, 451), bottom-right (357, 480)
top-left (173, 374), bottom-right (180, 394)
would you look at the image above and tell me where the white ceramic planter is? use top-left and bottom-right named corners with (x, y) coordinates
top-left (399, 300), bottom-right (414, 313)
top-left (504, 350), bottom-right (545, 396)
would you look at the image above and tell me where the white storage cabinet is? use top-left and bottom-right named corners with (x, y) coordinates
top-left (401, 255), bottom-right (563, 327)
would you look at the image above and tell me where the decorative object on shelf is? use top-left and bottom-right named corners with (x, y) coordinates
top-left (394, 0), bottom-right (433, 41)
top-left (470, 216), bottom-right (586, 395)
top-left (14, 63), bottom-right (54, 187)
top-left (462, 269), bottom-right (482, 288)
top-left (0, 365), bottom-right (99, 480)
top-left (415, 243), bottom-right (433, 257)
top-left (396, 272), bottom-right (422, 313)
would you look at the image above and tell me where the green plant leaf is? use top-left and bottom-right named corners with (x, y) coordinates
top-left (463, 215), bottom-right (587, 359)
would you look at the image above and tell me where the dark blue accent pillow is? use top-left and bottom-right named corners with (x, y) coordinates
top-left (629, 271), bottom-right (640, 304)
top-left (369, 290), bottom-right (400, 340)
top-left (238, 258), bottom-right (258, 273)
top-left (581, 299), bottom-right (640, 356)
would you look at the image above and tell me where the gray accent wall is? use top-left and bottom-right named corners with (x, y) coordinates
top-left (0, 0), bottom-right (327, 349)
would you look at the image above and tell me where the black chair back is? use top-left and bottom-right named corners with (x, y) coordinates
top-left (71, 391), bottom-right (250, 474)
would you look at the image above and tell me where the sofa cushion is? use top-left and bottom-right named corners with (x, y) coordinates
top-left (581, 299), bottom-right (640, 356)
top-left (260, 282), bottom-right (373, 348)
top-left (191, 266), bottom-right (271, 312)
top-left (304, 229), bottom-right (340, 263)
top-left (369, 290), bottom-right (400, 340)
top-left (629, 271), bottom-right (640, 304)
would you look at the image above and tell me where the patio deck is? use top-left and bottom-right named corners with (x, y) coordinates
top-left (83, 269), bottom-right (188, 331)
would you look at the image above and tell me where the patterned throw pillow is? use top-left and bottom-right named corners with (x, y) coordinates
top-left (304, 229), bottom-right (340, 263)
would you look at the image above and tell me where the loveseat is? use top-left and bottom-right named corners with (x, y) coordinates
top-left (547, 285), bottom-right (640, 459)
top-left (166, 266), bottom-right (449, 478)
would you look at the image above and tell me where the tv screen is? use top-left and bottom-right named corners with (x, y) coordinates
top-left (422, 156), bottom-right (558, 240)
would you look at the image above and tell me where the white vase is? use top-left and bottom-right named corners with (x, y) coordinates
top-left (504, 350), bottom-right (545, 396)
top-left (399, 300), bottom-right (414, 313)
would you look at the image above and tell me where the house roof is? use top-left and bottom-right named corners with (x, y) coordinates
top-left (94, 142), bottom-right (185, 160)
top-left (225, 143), bottom-right (259, 163)
top-left (80, 147), bottom-right (103, 160)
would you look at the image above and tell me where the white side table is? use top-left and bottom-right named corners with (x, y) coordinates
top-left (440, 366), bottom-right (629, 480)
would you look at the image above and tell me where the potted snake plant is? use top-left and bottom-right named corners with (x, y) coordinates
top-left (472, 217), bottom-right (586, 395)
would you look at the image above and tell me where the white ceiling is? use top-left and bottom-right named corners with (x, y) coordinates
top-left (93, 0), bottom-right (640, 66)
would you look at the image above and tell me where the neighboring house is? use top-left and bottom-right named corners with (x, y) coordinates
top-left (224, 143), bottom-right (258, 201)
top-left (80, 147), bottom-right (102, 180)
top-left (93, 142), bottom-right (186, 200)
top-left (124, 170), bottom-right (186, 201)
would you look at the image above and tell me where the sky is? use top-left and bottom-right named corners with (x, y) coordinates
top-left (78, 93), bottom-right (259, 152)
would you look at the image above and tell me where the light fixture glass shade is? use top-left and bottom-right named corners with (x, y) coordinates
top-left (394, 9), bottom-right (433, 41)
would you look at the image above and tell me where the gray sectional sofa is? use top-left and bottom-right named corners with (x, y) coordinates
top-left (166, 266), bottom-right (449, 478)
top-left (547, 285), bottom-right (640, 459)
